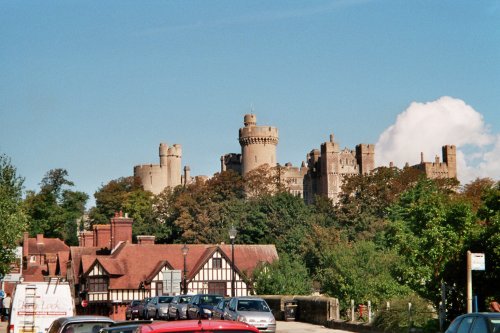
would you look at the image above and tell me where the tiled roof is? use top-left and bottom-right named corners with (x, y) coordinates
top-left (78, 243), bottom-right (278, 290)
top-left (57, 251), bottom-right (70, 276)
top-left (28, 238), bottom-right (68, 254)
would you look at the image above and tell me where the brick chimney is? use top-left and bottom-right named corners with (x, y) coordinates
top-left (110, 211), bottom-right (133, 249)
top-left (79, 231), bottom-right (94, 247)
top-left (137, 235), bottom-right (155, 245)
top-left (93, 225), bottom-right (111, 248)
top-left (46, 253), bottom-right (57, 276)
top-left (23, 232), bottom-right (29, 257)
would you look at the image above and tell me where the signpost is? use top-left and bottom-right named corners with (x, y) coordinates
top-left (467, 251), bottom-right (485, 313)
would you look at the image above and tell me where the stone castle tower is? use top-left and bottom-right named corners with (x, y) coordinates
top-left (411, 145), bottom-right (457, 179)
top-left (239, 114), bottom-right (279, 176)
top-left (134, 143), bottom-right (185, 195)
top-left (305, 134), bottom-right (375, 203)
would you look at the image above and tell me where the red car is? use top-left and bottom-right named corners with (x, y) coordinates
top-left (138, 319), bottom-right (260, 333)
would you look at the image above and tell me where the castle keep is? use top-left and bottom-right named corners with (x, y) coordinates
top-left (134, 143), bottom-right (190, 195)
top-left (136, 114), bottom-right (457, 202)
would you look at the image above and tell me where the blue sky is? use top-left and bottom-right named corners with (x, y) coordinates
top-left (1, 1), bottom-right (499, 208)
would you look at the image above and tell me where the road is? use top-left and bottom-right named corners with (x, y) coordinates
top-left (277, 321), bottom-right (355, 333)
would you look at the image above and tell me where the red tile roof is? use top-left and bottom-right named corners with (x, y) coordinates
top-left (27, 238), bottom-right (69, 254)
top-left (78, 243), bottom-right (278, 290)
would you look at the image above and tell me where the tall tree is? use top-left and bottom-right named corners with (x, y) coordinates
top-left (0, 155), bottom-right (28, 275)
top-left (24, 169), bottom-right (88, 243)
top-left (384, 178), bottom-right (478, 307)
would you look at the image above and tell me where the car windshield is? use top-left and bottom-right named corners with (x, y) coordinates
top-left (63, 322), bottom-right (112, 333)
top-left (180, 296), bottom-right (191, 303)
top-left (200, 295), bottom-right (223, 305)
top-left (131, 301), bottom-right (141, 306)
top-left (159, 296), bottom-right (173, 303)
top-left (237, 300), bottom-right (270, 312)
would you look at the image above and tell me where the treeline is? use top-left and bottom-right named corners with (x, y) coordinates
top-left (1, 153), bottom-right (499, 316)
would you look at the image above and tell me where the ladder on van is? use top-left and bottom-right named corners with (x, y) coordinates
top-left (23, 285), bottom-right (37, 332)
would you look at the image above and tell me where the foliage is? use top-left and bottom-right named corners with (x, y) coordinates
top-left (384, 178), bottom-right (478, 307)
top-left (0, 155), bottom-right (28, 275)
top-left (318, 240), bottom-right (411, 309)
top-left (90, 176), bottom-right (144, 225)
top-left (372, 294), bottom-right (438, 333)
top-left (252, 253), bottom-right (313, 295)
top-left (23, 168), bottom-right (88, 244)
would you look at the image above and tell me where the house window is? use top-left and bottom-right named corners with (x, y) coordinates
top-left (30, 255), bottom-right (36, 263)
top-left (212, 258), bottom-right (222, 269)
top-left (88, 277), bottom-right (108, 292)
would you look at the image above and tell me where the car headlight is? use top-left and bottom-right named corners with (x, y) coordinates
top-left (237, 315), bottom-right (248, 323)
top-left (203, 308), bottom-right (212, 314)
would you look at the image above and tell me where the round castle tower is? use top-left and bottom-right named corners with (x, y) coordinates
top-left (239, 114), bottom-right (279, 176)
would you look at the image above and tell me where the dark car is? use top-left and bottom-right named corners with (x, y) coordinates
top-left (47, 316), bottom-right (115, 333)
top-left (137, 319), bottom-right (260, 333)
top-left (186, 294), bottom-right (223, 319)
top-left (445, 312), bottom-right (500, 333)
top-left (212, 298), bottom-right (230, 320)
top-left (167, 295), bottom-right (192, 320)
top-left (137, 297), bottom-right (152, 319)
top-left (125, 300), bottom-right (142, 320)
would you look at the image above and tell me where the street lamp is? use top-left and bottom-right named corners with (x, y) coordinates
top-left (229, 225), bottom-right (237, 297)
top-left (181, 244), bottom-right (189, 294)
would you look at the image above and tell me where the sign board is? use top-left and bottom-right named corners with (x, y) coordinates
top-left (0, 290), bottom-right (5, 298)
top-left (471, 253), bottom-right (485, 270)
top-left (81, 299), bottom-right (88, 308)
top-left (162, 270), bottom-right (182, 295)
top-left (2, 274), bottom-right (21, 282)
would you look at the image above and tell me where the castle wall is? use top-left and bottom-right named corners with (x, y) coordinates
top-left (133, 164), bottom-right (168, 195)
top-left (411, 145), bottom-right (457, 179)
top-left (167, 144), bottom-right (182, 187)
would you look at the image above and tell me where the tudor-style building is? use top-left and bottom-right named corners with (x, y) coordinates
top-left (70, 213), bottom-right (278, 319)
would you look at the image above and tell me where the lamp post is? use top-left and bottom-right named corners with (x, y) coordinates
top-left (229, 225), bottom-right (237, 297)
top-left (181, 244), bottom-right (189, 294)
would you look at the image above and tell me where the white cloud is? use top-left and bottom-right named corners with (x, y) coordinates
top-left (375, 96), bottom-right (500, 184)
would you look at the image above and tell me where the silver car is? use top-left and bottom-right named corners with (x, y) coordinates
top-left (47, 316), bottom-right (115, 333)
top-left (167, 295), bottom-right (192, 320)
top-left (144, 296), bottom-right (174, 320)
top-left (224, 297), bottom-right (276, 333)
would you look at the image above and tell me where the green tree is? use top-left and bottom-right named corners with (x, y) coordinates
top-left (318, 240), bottom-right (410, 309)
top-left (24, 169), bottom-right (88, 243)
top-left (253, 253), bottom-right (313, 295)
top-left (90, 176), bottom-right (144, 225)
top-left (0, 155), bottom-right (28, 275)
top-left (384, 178), bottom-right (477, 307)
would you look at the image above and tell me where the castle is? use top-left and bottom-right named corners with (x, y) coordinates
top-left (134, 114), bottom-right (457, 203)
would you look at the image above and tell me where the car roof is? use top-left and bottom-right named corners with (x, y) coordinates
top-left (54, 316), bottom-right (116, 325)
top-left (139, 319), bottom-right (259, 333)
top-left (459, 312), bottom-right (500, 318)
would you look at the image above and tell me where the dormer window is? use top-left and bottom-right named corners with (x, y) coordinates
top-left (88, 277), bottom-right (108, 292)
top-left (212, 258), bottom-right (222, 269)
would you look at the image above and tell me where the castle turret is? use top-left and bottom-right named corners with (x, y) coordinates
top-left (356, 144), bottom-right (375, 175)
top-left (442, 145), bottom-right (457, 178)
top-left (167, 144), bottom-right (182, 187)
top-left (239, 114), bottom-right (279, 176)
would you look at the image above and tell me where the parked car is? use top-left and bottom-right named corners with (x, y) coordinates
top-left (46, 316), bottom-right (115, 333)
top-left (99, 320), bottom-right (152, 333)
top-left (167, 295), bottom-right (192, 320)
top-left (212, 298), bottom-right (230, 320)
top-left (186, 294), bottom-right (223, 319)
top-left (445, 312), bottom-right (500, 333)
top-left (136, 319), bottom-right (260, 333)
top-left (224, 297), bottom-right (276, 333)
top-left (137, 297), bottom-right (152, 319)
top-left (145, 296), bottom-right (174, 320)
top-left (125, 300), bottom-right (142, 320)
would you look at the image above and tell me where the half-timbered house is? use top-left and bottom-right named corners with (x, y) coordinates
top-left (74, 242), bottom-right (278, 319)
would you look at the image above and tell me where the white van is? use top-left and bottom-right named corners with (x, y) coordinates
top-left (9, 279), bottom-right (75, 333)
